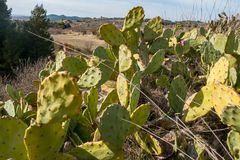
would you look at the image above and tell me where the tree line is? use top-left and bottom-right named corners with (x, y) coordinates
top-left (0, 0), bottom-right (54, 74)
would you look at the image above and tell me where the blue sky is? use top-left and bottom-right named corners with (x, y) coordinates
top-left (7, 0), bottom-right (240, 21)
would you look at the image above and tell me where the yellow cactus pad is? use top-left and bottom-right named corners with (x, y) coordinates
top-left (207, 57), bottom-right (229, 85)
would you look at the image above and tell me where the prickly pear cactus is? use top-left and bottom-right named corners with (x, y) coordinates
top-left (211, 84), bottom-right (240, 117)
top-left (24, 122), bottom-right (66, 160)
top-left (78, 67), bottom-right (102, 88)
top-left (168, 76), bottom-right (187, 113)
top-left (183, 85), bottom-right (214, 122)
top-left (56, 51), bottom-right (66, 71)
top-left (128, 71), bottom-right (142, 113)
top-left (119, 44), bottom-right (132, 72)
top-left (116, 74), bottom-right (129, 107)
top-left (184, 83), bottom-right (240, 121)
top-left (62, 56), bottom-right (88, 76)
top-left (143, 49), bottom-right (165, 75)
top-left (123, 29), bottom-right (139, 53)
top-left (144, 16), bottom-right (163, 41)
top-left (99, 24), bottom-right (125, 46)
top-left (207, 56), bottom-right (229, 85)
top-left (37, 71), bottom-right (82, 124)
top-left (210, 33), bottom-right (227, 54)
top-left (149, 37), bottom-right (168, 54)
top-left (129, 103), bottom-right (151, 134)
top-left (3, 100), bottom-right (16, 117)
top-left (99, 89), bottom-right (119, 112)
top-left (122, 6), bottom-right (144, 31)
top-left (99, 104), bottom-right (130, 152)
top-left (221, 105), bottom-right (240, 132)
top-left (69, 141), bottom-right (115, 160)
top-left (227, 130), bottom-right (240, 160)
top-left (134, 131), bottom-right (162, 155)
top-left (0, 117), bottom-right (28, 160)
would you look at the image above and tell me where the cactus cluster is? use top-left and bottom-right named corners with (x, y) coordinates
top-left (3, 5), bottom-right (240, 160)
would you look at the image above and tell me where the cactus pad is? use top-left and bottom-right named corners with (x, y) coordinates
top-left (149, 37), bottom-right (168, 54)
top-left (211, 84), bottom-right (240, 117)
top-left (123, 29), bottom-right (139, 53)
top-left (116, 74), bottom-right (129, 107)
top-left (0, 117), bottom-right (28, 160)
top-left (129, 103), bottom-right (150, 134)
top-left (128, 71), bottom-right (141, 113)
top-left (134, 131), bottom-right (162, 155)
top-left (99, 89), bottom-right (119, 112)
top-left (24, 122), bottom-right (66, 160)
top-left (99, 104), bottom-right (130, 151)
top-left (122, 6), bottom-right (144, 31)
top-left (210, 33), bottom-right (227, 53)
top-left (78, 67), bottom-right (102, 88)
top-left (99, 24), bottom-right (125, 46)
top-left (143, 49), bottom-right (165, 75)
top-left (37, 71), bottom-right (82, 124)
top-left (227, 130), bottom-right (240, 160)
top-left (119, 44), bottom-right (132, 72)
top-left (144, 16), bottom-right (163, 41)
top-left (183, 85), bottom-right (214, 122)
top-left (221, 105), bottom-right (240, 132)
top-left (56, 51), bottom-right (66, 71)
top-left (207, 57), bottom-right (229, 85)
top-left (168, 76), bottom-right (187, 113)
top-left (62, 57), bottom-right (88, 76)
top-left (69, 141), bottom-right (114, 160)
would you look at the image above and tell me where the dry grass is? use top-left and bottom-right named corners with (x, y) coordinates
top-left (52, 32), bottom-right (106, 54)
top-left (0, 58), bottom-right (48, 101)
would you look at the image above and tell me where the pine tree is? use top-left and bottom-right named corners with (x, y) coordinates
top-left (24, 4), bottom-right (54, 60)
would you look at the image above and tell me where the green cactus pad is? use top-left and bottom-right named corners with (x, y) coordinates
top-left (62, 56), bottom-right (88, 76)
top-left (200, 41), bottom-right (222, 65)
top-left (221, 105), bottom-right (240, 132)
top-left (99, 104), bottom-right (130, 151)
top-left (118, 44), bottom-right (132, 72)
top-left (162, 28), bottom-right (174, 39)
top-left (69, 141), bottom-right (115, 160)
top-left (99, 24), bottom-right (125, 46)
top-left (37, 71), bottom-right (82, 124)
top-left (0, 117), bottom-right (28, 160)
top-left (122, 6), bottom-right (144, 31)
top-left (116, 74), bottom-right (129, 107)
top-left (85, 87), bottom-right (98, 122)
top-left (183, 85), bottom-right (214, 122)
top-left (93, 46), bottom-right (109, 60)
top-left (155, 75), bottom-right (170, 89)
top-left (143, 49), bottom-right (165, 75)
top-left (134, 131), bottom-right (162, 155)
top-left (225, 31), bottom-right (237, 54)
top-left (56, 154), bottom-right (77, 160)
top-left (171, 61), bottom-right (189, 79)
top-left (78, 67), bottom-right (102, 88)
top-left (123, 29), bottom-right (139, 53)
top-left (5, 84), bottom-right (21, 101)
top-left (207, 56), bottom-right (229, 85)
top-left (129, 103), bottom-right (150, 134)
top-left (24, 122), bottom-right (66, 160)
top-left (136, 42), bottom-right (149, 71)
top-left (128, 71), bottom-right (142, 113)
top-left (168, 76), bottom-right (187, 113)
top-left (149, 37), bottom-right (168, 54)
top-left (56, 51), bottom-right (66, 71)
top-left (227, 130), bottom-right (240, 160)
top-left (99, 89), bottom-right (119, 112)
top-left (144, 16), bottom-right (163, 41)
top-left (210, 33), bottom-right (227, 53)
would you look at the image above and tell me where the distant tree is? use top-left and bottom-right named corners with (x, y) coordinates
top-left (0, 0), bottom-right (16, 73)
top-left (23, 4), bottom-right (54, 60)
